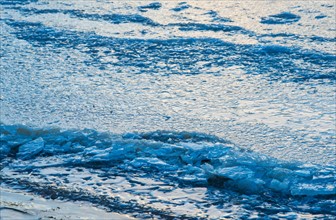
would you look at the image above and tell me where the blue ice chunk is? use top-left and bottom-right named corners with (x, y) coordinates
top-left (216, 166), bottom-right (254, 180)
top-left (70, 143), bottom-right (85, 153)
top-left (0, 144), bottom-right (10, 159)
top-left (43, 142), bottom-right (72, 155)
top-left (181, 164), bottom-right (206, 176)
top-left (290, 183), bottom-right (336, 196)
top-left (88, 142), bottom-right (141, 162)
top-left (0, 125), bottom-right (19, 135)
top-left (1, 123), bottom-right (335, 200)
top-left (122, 133), bottom-right (142, 140)
top-left (17, 137), bottom-right (44, 160)
top-left (2, 137), bottom-right (33, 148)
top-left (179, 174), bottom-right (208, 186)
top-left (43, 144), bottom-right (61, 154)
top-left (270, 179), bottom-right (289, 192)
top-left (236, 178), bottom-right (265, 193)
top-left (138, 2), bottom-right (162, 12)
top-left (261, 12), bottom-right (301, 24)
top-left (144, 145), bottom-right (186, 159)
top-left (171, 3), bottom-right (190, 12)
top-left (130, 157), bottom-right (177, 171)
top-left (266, 167), bottom-right (294, 181)
top-left (294, 170), bottom-right (312, 178)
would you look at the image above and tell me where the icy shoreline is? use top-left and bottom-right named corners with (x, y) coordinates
top-left (1, 0), bottom-right (335, 218)
top-left (1, 124), bottom-right (335, 219)
top-left (0, 185), bottom-right (134, 220)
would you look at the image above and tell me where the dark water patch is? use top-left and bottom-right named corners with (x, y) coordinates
top-left (310, 35), bottom-right (336, 43)
top-left (249, 45), bottom-right (336, 81)
top-left (204, 10), bottom-right (233, 23)
top-left (17, 7), bottom-right (246, 35)
top-left (19, 8), bottom-right (158, 26)
top-left (260, 33), bottom-right (336, 43)
top-left (254, 44), bottom-right (293, 54)
top-left (138, 2), bottom-right (162, 12)
top-left (321, 4), bottom-right (333, 8)
top-left (261, 12), bottom-right (301, 24)
top-left (171, 2), bottom-right (190, 12)
top-left (0, 0), bottom-right (37, 6)
top-left (124, 130), bottom-right (231, 144)
top-left (5, 20), bottom-right (80, 49)
top-left (20, 8), bottom-right (60, 14)
top-left (260, 32), bottom-right (298, 38)
top-left (315, 14), bottom-right (327, 19)
top-left (175, 22), bottom-right (245, 33)
top-left (5, 19), bottom-right (335, 82)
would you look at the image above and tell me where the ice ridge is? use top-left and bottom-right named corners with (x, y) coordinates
top-left (1, 124), bottom-right (335, 199)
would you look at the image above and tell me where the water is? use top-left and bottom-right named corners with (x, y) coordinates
top-left (1, 0), bottom-right (335, 219)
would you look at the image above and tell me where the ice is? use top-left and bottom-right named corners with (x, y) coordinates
top-left (269, 179), bottom-right (289, 192)
top-left (291, 184), bottom-right (336, 196)
top-left (43, 142), bottom-right (71, 155)
top-left (261, 12), bottom-right (301, 24)
top-left (0, 144), bottom-right (11, 159)
top-left (1, 124), bottom-right (335, 198)
top-left (138, 2), bottom-right (162, 12)
top-left (1, 0), bottom-right (336, 218)
top-left (171, 2), bottom-right (190, 12)
top-left (1, 124), bottom-right (336, 218)
top-left (215, 166), bottom-right (254, 181)
top-left (294, 170), bottom-right (312, 178)
top-left (17, 137), bottom-right (45, 160)
top-left (235, 178), bottom-right (266, 193)
top-left (266, 167), bottom-right (295, 181)
top-left (130, 157), bottom-right (178, 171)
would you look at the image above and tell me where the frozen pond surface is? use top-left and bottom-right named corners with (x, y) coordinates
top-left (1, 0), bottom-right (335, 219)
